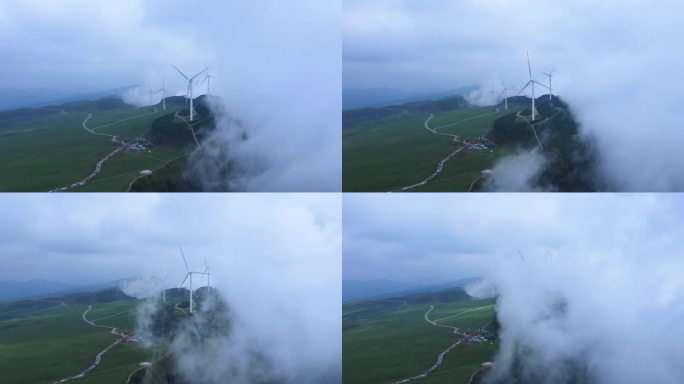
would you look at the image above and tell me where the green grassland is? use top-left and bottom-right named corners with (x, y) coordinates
top-left (343, 291), bottom-right (497, 384)
top-left (343, 103), bottom-right (523, 192)
top-left (0, 298), bottom-right (151, 384)
top-left (0, 103), bottom-right (194, 192)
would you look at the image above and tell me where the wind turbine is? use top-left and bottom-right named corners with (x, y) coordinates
top-left (171, 65), bottom-right (206, 121)
top-left (150, 78), bottom-right (166, 110)
top-left (500, 77), bottom-right (514, 110)
top-left (204, 257), bottom-right (211, 288)
top-left (518, 51), bottom-right (549, 120)
top-left (178, 246), bottom-right (208, 314)
top-left (160, 272), bottom-right (169, 302)
top-left (202, 69), bottom-right (214, 96)
top-left (543, 66), bottom-right (555, 102)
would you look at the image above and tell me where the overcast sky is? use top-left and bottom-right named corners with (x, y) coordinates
top-left (343, 0), bottom-right (680, 93)
top-left (0, 193), bottom-right (340, 285)
top-left (343, 193), bottom-right (684, 283)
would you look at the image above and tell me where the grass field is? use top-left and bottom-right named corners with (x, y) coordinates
top-left (343, 295), bottom-right (497, 384)
top-left (0, 298), bottom-right (151, 384)
top-left (0, 105), bottom-right (189, 192)
top-left (343, 105), bottom-right (522, 192)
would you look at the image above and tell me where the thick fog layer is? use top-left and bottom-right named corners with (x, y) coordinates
top-left (0, 194), bottom-right (341, 382)
top-left (344, 0), bottom-right (684, 191)
top-left (1, 0), bottom-right (340, 191)
top-left (344, 194), bottom-right (684, 383)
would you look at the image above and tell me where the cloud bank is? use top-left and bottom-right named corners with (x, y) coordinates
top-left (345, 194), bottom-right (684, 383)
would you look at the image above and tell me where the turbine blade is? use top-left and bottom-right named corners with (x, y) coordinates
top-left (518, 80), bottom-right (532, 95)
top-left (533, 80), bottom-right (550, 89)
top-left (189, 68), bottom-right (207, 81)
top-left (517, 249), bottom-right (526, 261)
top-left (527, 51), bottom-right (532, 79)
top-left (179, 273), bottom-right (190, 288)
top-left (180, 246), bottom-right (190, 272)
top-left (171, 64), bottom-right (189, 80)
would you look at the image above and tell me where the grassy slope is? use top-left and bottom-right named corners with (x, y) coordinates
top-left (0, 112), bottom-right (112, 191)
top-left (343, 106), bottom-right (521, 192)
top-left (0, 106), bottom-right (187, 191)
top-left (343, 297), bottom-right (496, 384)
top-left (0, 299), bottom-right (150, 384)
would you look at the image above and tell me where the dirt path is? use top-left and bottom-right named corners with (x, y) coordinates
top-left (395, 110), bottom-right (498, 192)
top-left (391, 304), bottom-right (494, 384)
top-left (49, 306), bottom-right (125, 383)
top-left (516, 111), bottom-right (544, 150)
top-left (174, 111), bottom-right (202, 149)
top-left (49, 109), bottom-right (158, 192)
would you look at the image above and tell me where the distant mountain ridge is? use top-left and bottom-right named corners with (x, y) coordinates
top-left (343, 277), bottom-right (480, 302)
top-left (0, 86), bottom-right (136, 111)
top-left (343, 86), bottom-right (478, 110)
top-left (0, 278), bottom-right (137, 302)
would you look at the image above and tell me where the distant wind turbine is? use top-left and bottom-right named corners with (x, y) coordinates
top-left (543, 66), bottom-right (556, 103)
top-left (202, 69), bottom-right (214, 96)
top-left (150, 78), bottom-right (166, 110)
top-left (178, 246), bottom-right (209, 314)
top-left (500, 77), bottom-right (514, 110)
top-left (518, 52), bottom-right (549, 120)
top-left (171, 65), bottom-right (206, 121)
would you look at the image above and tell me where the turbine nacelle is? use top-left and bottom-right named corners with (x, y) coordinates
top-left (171, 65), bottom-right (206, 121)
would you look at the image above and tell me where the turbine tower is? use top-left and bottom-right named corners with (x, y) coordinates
top-left (517, 52), bottom-right (548, 120)
top-left (178, 246), bottom-right (209, 314)
top-left (543, 66), bottom-right (555, 102)
top-left (202, 69), bottom-right (214, 96)
top-left (500, 77), bottom-right (514, 110)
top-left (151, 78), bottom-right (166, 110)
top-left (161, 272), bottom-right (169, 302)
top-left (171, 65), bottom-right (206, 121)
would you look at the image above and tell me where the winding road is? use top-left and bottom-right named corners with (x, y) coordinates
top-left (174, 111), bottom-right (202, 148)
top-left (395, 111), bottom-right (499, 192)
top-left (49, 306), bottom-right (126, 384)
top-left (391, 304), bottom-right (494, 384)
top-left (516, 111), bottom-right (544, 150)
top-left (49, 109), bottom-right (158, 192)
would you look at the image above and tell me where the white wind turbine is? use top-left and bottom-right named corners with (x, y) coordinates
top-left (518, 51), bottom-right (549, 121)
top-left (178, 247), bottom-right (209, 314)
top-left (202, 69), bottom-right (214, 96)
top-left (500, 77), bottom-right (514, 110)
top-left (171, 65), bottom-right (206, 121)
top-left (543, 66), bottom-right (556, 102)
top-left (150, 78), bottom-right (166, 110)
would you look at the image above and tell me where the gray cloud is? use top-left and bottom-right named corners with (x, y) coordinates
top-left (344, 193), bottom-right (684, 383)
